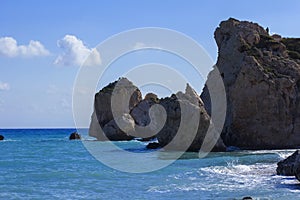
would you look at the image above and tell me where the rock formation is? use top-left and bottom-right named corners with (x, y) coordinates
top-left (277, 150), bottom-right (300, 182)
top-left (89, 78), bottom-right (142, 141)
top-left (0, 135), bottom-right (4, 140)
top-left (277, 150), bottom-right (300, 176)
top-left (156, 84), bottom-right (226, 152)
top-left (89, 18), bottom-right (300, 152)
top-left (202, 18), bottom-right (300, 149)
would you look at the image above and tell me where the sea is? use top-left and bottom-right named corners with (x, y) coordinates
top-left (0, 129), bottom-right (300, 200)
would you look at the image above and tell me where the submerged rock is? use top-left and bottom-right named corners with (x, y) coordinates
top-left (157, 84), bottom-right (226, 152)
top-left (0, 135), bottom-right (4, 140)
top-left (202, 18), bottom-right (300, 149)
top-left (69, 132), bottom-right (81, 140)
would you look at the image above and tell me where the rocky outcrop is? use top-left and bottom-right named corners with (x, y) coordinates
top-left (277, 150), bottom-right (300, 176)
top-left (276, 150), bottom-right (300, 182)
top-left (0, 135), bottom-right (4, 140)
top-left (69, 132), bottom-right (81, 140)
top-left (157, 84), bottom-right (226, 152)
top-left (202, 18), bottom-right (300, 149)
top-left (89, 78), bottom-right (142, 141)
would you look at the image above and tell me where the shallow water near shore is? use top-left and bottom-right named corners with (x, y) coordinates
top-left (1, 129), bottom-right (300, 200)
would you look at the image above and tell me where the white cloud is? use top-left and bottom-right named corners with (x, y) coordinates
top-left (0, 37), bottom-right (50, 57)
top-left (54, 35), bottom-right (101, 67)
top-left (0, 82), bottom-right (10, 91)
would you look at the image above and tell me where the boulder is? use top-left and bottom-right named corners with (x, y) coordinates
top-left (0, 135), bottom-right (4, 140)
top-left (144, 93), bottom-right (160, 103)
top-left (157, 84), bottom-right (226, 152)
top-left (102, 114), bottom-right (135, 141)
top-left (276, 150), bottom-right (300, 182)
top-left (201, 18), bottom-right (300, 149)
top-left (276, 150), bottom-right (300, 176)
top-left (69, 132), bottom-right (81, 140)
top-left (89, 78), bottom-right (142, 140)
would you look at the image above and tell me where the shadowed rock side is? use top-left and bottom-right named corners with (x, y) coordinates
top-left (0, 135), bottom-right (4, 140)
top-left (201, 18), bottom-right (300, 149)
top-left (277, 150), bottom-right (300, 176)
top-left (277, 150), bottom-right (300, 182)
top-left (157, 84), bottom-right (226, 152)
top-left (130, 93), bottom-right (160, 141)
top-left (89, 78), bottom-right (142, 141)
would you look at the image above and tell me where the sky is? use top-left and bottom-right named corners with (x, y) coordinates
top-left (0, 0), bottom-right (300, 128)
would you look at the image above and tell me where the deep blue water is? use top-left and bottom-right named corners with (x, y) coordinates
top-left (0, 129), bottom-right (300, 200)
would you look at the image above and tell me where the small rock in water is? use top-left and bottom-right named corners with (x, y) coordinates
top-left (0, 135), bottom-right (4, 140)
top-left (242, 197), bottom-right (253, 200)
top-left (146, 142), bottom-right (161, 149)
top-left (69, 132), bottom-right (81, 140)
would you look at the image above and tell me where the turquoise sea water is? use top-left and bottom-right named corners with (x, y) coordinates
top-left (0, 129), bottom-right (300, 200)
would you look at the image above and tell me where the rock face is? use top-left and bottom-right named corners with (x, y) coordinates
top-left (69, 132), bottom-right (81, 140)
top-left (277, 150), bottom-right (300, 176)
top-left (89, 78), bottom-right (142, 141)
top-left (157, 84), bottom-right (226, 152)
top-left (0, 135), bottom-right (4, 140)
top-left (202, 18), bottom-right (300, 149)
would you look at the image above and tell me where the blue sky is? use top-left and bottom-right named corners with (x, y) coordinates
top-left (0, 0), bottom-right (300, 128)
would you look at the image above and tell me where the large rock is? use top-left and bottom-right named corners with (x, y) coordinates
top-left (202, 18), bottom-right (300, 149)
top-left (0, 135), bottom-right (4, 140)
top-left (89, 78), bottom-right (142, 141)
top-left (277, 150), bottom-right (300, 176)
top-left (276, 150), bottom-right (300, 182)
top-left (157, 84), bottom-right (226, 152)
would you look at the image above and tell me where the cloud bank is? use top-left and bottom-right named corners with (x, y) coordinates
top-left (0, 82), bottom-right (10, 91)
top-left (0, 37), bottom-right (50, 57)
top-left (54, 35), bottom-right (101, 67)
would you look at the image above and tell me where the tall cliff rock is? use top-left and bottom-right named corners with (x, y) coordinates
top-left (201, 18), bottom-right (300, 149)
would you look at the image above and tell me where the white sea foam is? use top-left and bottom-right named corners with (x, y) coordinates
top-left (275, 151), bottom-right (296, 159)
top-left (1, 139), bottom-right (21, 142)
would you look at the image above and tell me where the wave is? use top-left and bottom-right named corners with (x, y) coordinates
top-left (0, 139), bottom-right (21, 142)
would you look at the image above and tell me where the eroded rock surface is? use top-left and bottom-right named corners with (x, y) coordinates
top-left (202, 18), bottom-right (300, 149)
